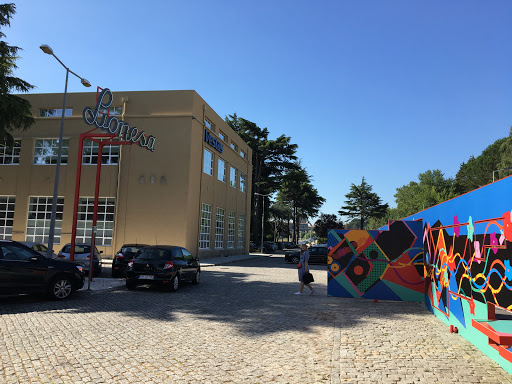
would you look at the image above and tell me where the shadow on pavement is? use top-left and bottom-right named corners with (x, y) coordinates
top-left (0, 256), bottom-right (429, 337)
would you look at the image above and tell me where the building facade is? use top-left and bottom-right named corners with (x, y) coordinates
top-left (0, 90), bottom-right (252, 259)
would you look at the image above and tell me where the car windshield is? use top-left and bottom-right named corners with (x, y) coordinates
top-left (135, 248), bottom-right (170, 261)
top-left (62, 245), bottom-right (91, 254)
top-left (122, 246), bottom-right (143, 253)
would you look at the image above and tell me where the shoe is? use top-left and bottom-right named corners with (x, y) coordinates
top-left (309, 289), bottom-right (315, 295)
top-left (294, 291), bottom-right (302, 295)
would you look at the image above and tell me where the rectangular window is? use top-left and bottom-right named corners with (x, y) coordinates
top-left (219, 131), bottom-right (226, 142)
top-left (0, 140), bottom-right (21, 165)
top-left (240, 173), bottom-right (247, 192)
top-left (82, 139), bottom-right (120, 165)
top-left (76, 197), bottom-right (115, 246)
top-left (97, 106), bottom-right (122, 118)
top-left (26, 196), bottom-right (64, 244)
top-left (199, 203), bottom-right (211, 249)
top-left (215, 207), bottom-right (225, 249)
top-left (230, 166), bottom-right (236, 188)
top-left (230, 141), bottom-right (237, 151)
top-left (227, 211), bottom-right (235, 248)
top-left (238, 214), bottom-right (245, 248)
top-left (240, 150), bottom-right (246, 159)
top-left (217, 159), bottom-right (226, 182)
top-left (34, 139), bottom-right (69, 165)
top-left (205, 118), bottom-right (213, 131)
top-left (0, 196), bottom-right (15, 240)
top-left (39, 108), bottom-right (72, 117)
top-left (203, 149), bottom-right (213, 176)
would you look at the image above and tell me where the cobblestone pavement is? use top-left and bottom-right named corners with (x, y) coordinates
top-left (1, 254), bottom-right (511, 383)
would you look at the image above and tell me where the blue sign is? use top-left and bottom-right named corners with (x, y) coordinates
top-left (83, 88), bottom-right (156, 152)
top-left (205, 130), bottom-right (223, 153)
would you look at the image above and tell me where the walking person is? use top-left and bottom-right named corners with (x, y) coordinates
top-left (295, 244), bottom-right (315, 295)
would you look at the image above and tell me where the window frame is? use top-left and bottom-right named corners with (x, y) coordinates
top-left (203, 149), bottom-right (213, 176)
top-left (240, 173), bottom-right (247, 192)
top-left (75, 197), bottom-right (115, 246)
top-left (39, 108), bottom-right (72, 117)
top-left (227, 211), bottom-right (235, 248)
top-left (199, 203), bottom-right (212, 249)
top-left (217, 158), bottom-right (226, 182)
top-left (0, 140), bottom-right (21, 165)
top-left (0, 196), bottom-right (15, 240)
top-left (26, 196), bottom-right (64, 244)
top-left (215, 207), bottom-right (225, 249)
top-left (82, 139), bottom-right (120, 165)
top-left (33, 138), bottom-right (70, 165)
top-left (230, 166), bottom-right (236, 188)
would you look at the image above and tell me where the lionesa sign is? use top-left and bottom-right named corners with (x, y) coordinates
top-left (83, 88), bottom-right (156, 152)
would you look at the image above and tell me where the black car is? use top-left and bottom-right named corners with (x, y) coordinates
top-left (125, 245), bottom-right (200, 291)
top-left (112, 244), bottom-right (149, 277)
top-left (0, 240), bottom-right (85, 300)
top-left (285, 245), bottom-right (328, 264)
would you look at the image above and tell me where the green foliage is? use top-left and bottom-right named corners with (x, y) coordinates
top-left (339, 177), bottom-right (388, 230)
top-left (0, 3), bottom-right (34, 146)
top-left (395, 169), bottom-right (457, 219)
top-left (455, 138), bottom-right (508, 194)
top-left (496, 128), bottom-right (512, 181)
top-left (367, 207), bottom-right (401, 230)
top-left (314, 213), bottom-right (343, 238)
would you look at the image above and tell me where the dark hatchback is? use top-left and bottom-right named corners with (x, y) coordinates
top-left (112, 244), bottom-right (149, 277)
top-left (285, 245), bottom-right (328, 264)
top-left (0, 240), bottom-right (85, 300)
top-left (125, 245), bottom-right (200, 291)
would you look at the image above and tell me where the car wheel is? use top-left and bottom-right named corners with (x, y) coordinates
top-left (126, 280), bottom-right (137, 290)
top-left (291, 256), bottom-right (300, 264)
top-left (49, 277), bottom-right (73, 300)
top-left (169, 274), bottom-right (179, 292)
top-left (192, 270), bottom-right (200, 285)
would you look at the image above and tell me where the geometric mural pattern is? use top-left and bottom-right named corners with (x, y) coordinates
top-left (327, 220), bottom-right (424, 302)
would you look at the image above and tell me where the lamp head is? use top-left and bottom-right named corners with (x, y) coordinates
top-left (40, 44), bottom-right (53, 55)
top-left (81, 78), bottom-right (91, 87)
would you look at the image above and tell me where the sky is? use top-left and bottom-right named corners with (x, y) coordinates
top-left (6, 0), bottom-right (512, 221)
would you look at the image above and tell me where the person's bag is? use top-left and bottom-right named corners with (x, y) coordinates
top-left (296, 263), bottom-right (302, 269)
top-left (303, 271), bottom-right (314, 285)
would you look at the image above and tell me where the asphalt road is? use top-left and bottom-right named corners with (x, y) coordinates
top-left (0, 253), bottom-right (510, 383)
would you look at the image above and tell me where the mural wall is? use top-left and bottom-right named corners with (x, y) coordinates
top-left (327, 220), bottom-right (424, 302)
top-left (403, 175), bottom-right (512, 375)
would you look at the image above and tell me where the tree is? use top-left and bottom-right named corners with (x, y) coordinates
top-left (278, 163), bottom-right (325, 243)
top-left (395, 169), bottom-right (457, 218)
top-left (225, 113), bottom-right (298, 242)
top-left (339, 177), bottom-right (388, 230)
top-left (314, 213), bottom-right (344, 239)
top-left (0, 3), bottom-right (34, 146)
top-left (495, 128), bottom-right (512, 180)
top-left (367, 207), bottom-right (400, 230)
top-left (455, 138), bottom-right (507, 194)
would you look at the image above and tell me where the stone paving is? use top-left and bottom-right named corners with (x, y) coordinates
top-left (0, 254), bottom-right (511, 383)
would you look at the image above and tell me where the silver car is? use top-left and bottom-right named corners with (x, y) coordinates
top-left (58, 243), bottom-right (102, 277)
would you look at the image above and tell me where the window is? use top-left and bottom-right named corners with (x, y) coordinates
top-left (227, 211), bottom-right (235, 248)
top-left (1, 244), bottom-right (36, 261)
top-left (240, 150), bottom-right (246, 159)
top-left (76, 197), bottom-right (115, 246)
top-left (230, 141), bottom-right (237, 151)
top-left (0, 140), bottom-right (21, 165)
top-left (39, 108), bottom-right (72, 117)
top-left (219, 131), bottom-right (226, 142)
top-left (26, 196), bottom-right (64, 244)
top-left (240, 173), bottom-right (247, 192)
top-left (203, 149), bottom-right (213, 176)
top-left (98, 106), bottom-right (122, 117)
top-left (0, 196), bottom-right (15, 240)
top-left (82, 140), bottom-right (120, 165)
top-left (215, 208), bottom-right (225, 248)
top-left (230, 166), bottom-right (236, 187)
top-left (217, 159), bottom-right (226, 182)
top-left (238, 214), bottom-right (245, 248)
top-left (34, 139), bottom-right (69, 165)
top-left (205, 118), bottom-right (214, 131)
top-left (182, 248), bottom-right (193, 261)
top-left (199, 204), bottom-right (211, 249)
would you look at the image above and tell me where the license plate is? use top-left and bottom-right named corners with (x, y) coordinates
top-left (138, 275), bottom-right (154, 280)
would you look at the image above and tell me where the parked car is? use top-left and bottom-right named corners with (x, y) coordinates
top-left (0, 240), bottom-right (84, 300)
top-left (262, 242), bottom-right (274, 253)
top-left (285, 245), bottom-right (328, 264)
top-left (125, 245), bottom-right (200, 291)
top-left (112, 244), bottom-right (149, 277)
top-left (58, 243), bottom-right (102, 277)
top-left (249, 242), bottom-right (258, 252)
top-left (20, 242), bottom-right (58, 258)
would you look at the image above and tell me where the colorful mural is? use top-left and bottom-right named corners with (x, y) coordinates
top-left (327, 220), bottom-right (424, 301)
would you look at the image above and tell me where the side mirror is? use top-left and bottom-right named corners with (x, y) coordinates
top-left (100, 251), bottom-right (103, 254)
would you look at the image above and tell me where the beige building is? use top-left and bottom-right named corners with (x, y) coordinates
top-left (0, 89), bottom-right (252, 259)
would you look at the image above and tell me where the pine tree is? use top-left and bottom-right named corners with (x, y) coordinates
top-left (0, 3), bottom-right (34, 146)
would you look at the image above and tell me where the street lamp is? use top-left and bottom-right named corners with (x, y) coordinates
top-left (493, 166), bottom-right (512, 182)
top-left (254, 192), bottom-right (271, 253)
top-left (40, 44), bottom-right (91, 258)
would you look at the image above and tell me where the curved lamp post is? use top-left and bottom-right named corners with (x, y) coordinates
top-left (254, 192), bottom-right (271, 253)
top-left (40, 44), bottom-right (91, 258)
